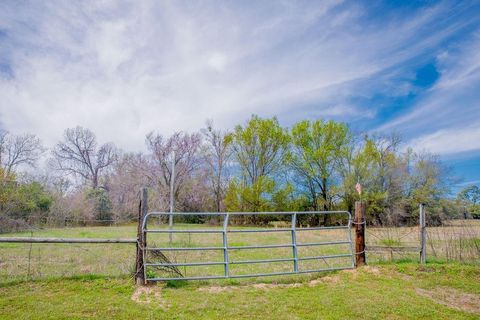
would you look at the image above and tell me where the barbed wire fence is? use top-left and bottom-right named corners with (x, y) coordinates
top-left (0, 216), bottom-right (138, 284)
top-left (1, 201), bottom-right (479, 284)
top-left (365, 205), bottom-right (480, 263)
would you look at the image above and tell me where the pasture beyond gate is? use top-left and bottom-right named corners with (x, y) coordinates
top-left (141, 211), bottom-right (355, 282)
top-left (3, 188), bottom-right (476, 285)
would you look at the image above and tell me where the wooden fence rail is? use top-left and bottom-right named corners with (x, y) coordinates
top-left (0, 237), bottom-right (136, 244)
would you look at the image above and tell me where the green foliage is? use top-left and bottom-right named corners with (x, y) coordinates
top-left (287, 119), bottom-right (351, 211)
top-left (459, 185), bottom-right (480, 219)
top-left (145, 269), bottom-right (157, 280)
top-left (225, 176), bottom-right (276, 212)
top-left (1, 116), bottom-right (459, 227)
top-left (86, 188), bottom-right (113, 221)
top-left (165, 279), bottom-right (188, 288)
top-left (0, 170), bottom-right (52, 220)
top-left (226, 115), bottom-right (290, 213)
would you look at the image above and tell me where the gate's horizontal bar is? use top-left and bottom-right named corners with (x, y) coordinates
top-left (297, 266), bottom-right (354, 274)
top-left (145, 226), bottom-right (349, 233)
top-left (227, 244), bottom-right (293, 250)
top-left (148, 275), bottom-right (227, 281)
top-left (230, 257), bottom-right (295, 265)
top-left (146, 265), bottom-right (355, 281)
top-left (0, 237), bottom-right (137, 244)
top-left (296, 226), bottom-right (348, 231)
top-left (228, 266), bottom-right (355, 278)
top-left (145, 229), bottom-right (224, 234)
top-left (145, 246), bottom-right (224, 251)
top-left (229, 271), bottom-right (296, 279)
top-left (298, 253), bottom-right (352, 261)
top-left (145, 261), bottom-right (226, 267)
top-left (296, 240), bottom-right (350, 247)
top-left (228, 228), bottom-right (293, 233)
top-left (146, 255), bottom-right (351, 268)
top-left (145, 211), bottom-right (350, 216)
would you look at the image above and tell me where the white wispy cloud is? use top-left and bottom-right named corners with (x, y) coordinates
top-left (383, 30), bottom-right (480, 154)
top-left (408, 125), bottom-right (480, 155)
top-left (0, 0), bottom-right (477, 153)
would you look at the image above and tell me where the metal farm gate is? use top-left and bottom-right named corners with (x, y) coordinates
top-left (141, 211), bottom-right (354, 281)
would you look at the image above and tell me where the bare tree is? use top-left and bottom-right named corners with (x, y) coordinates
top-left (0, 130), bottom-right (45, 175)
top-left (201, 120), bottom-right (231, 212)
top-left (51, 126), bottom-right (117, 188)
top-left (106, 152), bottom-right (151, 220)
top-left (145, 131), bottom-right (202, 210)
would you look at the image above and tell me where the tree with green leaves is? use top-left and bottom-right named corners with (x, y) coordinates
top-left (286, 120), bottom-right (351, 213)
top-left (459, 185), bottom-right (480, 218)
top-left (0, 168), bottom-right (52, 222)
top-left (86, 188), bottom-right (113, 222)
top-left (338, 137), bottom-right (383, 216)
top-left (339, 134), bottom-right (405, 225)
top-left (225, 115), bottom-right (291, 215)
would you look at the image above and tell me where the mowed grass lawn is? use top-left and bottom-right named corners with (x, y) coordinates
top-left (0, 262), bottom-right (479, 319)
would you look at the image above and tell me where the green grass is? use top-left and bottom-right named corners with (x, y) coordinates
top-left (0, 262), bottom-right (479, 319)
top-left (1, 225), bottom-right (480, 318)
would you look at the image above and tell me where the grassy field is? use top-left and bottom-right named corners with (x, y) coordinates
top-left (0, 262), bottom-right (479, 319)
top-left (0, 222), bottom-right (479, 319)
top-left (0, 223), bottom-right (355, 282)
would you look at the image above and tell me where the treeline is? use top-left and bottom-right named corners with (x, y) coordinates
top-left (0, 116), bottom-right (478, 231)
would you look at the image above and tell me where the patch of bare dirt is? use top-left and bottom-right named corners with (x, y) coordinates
top-left (308, 275), bottom-right (340, 286)
top-left (198, 275), bottom-right (344, 293)
top-left (341, 269), bottom-right (359, 279)
top-left (416, 287), bottom-right (480, 314)
top-left (340, 266), bottom-right (381, 279)
top-left (198, 282), bottom-right (304, 293)
top-left (131, 285), bottom-right (169, 309)
top-left (198, 285), bottom-right (239, 293)
top-left (398, 273), bottom-right (414, 281)
top-left (363, 266), bottom-right (381, 275)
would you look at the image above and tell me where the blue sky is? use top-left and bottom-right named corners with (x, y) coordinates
top-left (0, 1), bottom-right (479, 190)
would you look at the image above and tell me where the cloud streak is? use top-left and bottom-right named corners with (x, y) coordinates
top-left (0, 0), bottom-right (479, 157)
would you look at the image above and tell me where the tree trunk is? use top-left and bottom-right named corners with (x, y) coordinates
top-left (321, 178), bottom-right (329, 225)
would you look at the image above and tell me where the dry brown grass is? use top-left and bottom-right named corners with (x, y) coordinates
top-left (366, 220), bottom-right (480, 263)
top-left (416, 287), bottom-right (480, 314)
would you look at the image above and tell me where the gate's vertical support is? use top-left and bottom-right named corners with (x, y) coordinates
top-left (347, 213), bottom-right (355, 268)
top-left (222, 213), bottom-right (230, 277)
top-left (291, 213), bottom-right (298, 272)
top-left (419, 204), bottom-right (426, 264)
top-left (354, 201), bottom-right (366, 267)
top-left (135, 187), bottom-right (148, 285)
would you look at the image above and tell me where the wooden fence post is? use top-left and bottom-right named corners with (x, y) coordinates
top-left (135, 187), bottom-right (148, 285)
top-left (355, 201), bottom-right (366, 266)
top-left (419, 204), bottom-right (426, 264)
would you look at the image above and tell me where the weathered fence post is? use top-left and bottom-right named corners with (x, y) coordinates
top-left (135, 187), bottom-right (148, 285)
top-left (354, 201), bottom-right (366, 266)
top-left (419, 203), bottom-right (426, 264)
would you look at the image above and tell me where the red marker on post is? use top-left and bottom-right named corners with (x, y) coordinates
top-left (355, 181), bottom-right (362, 201)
